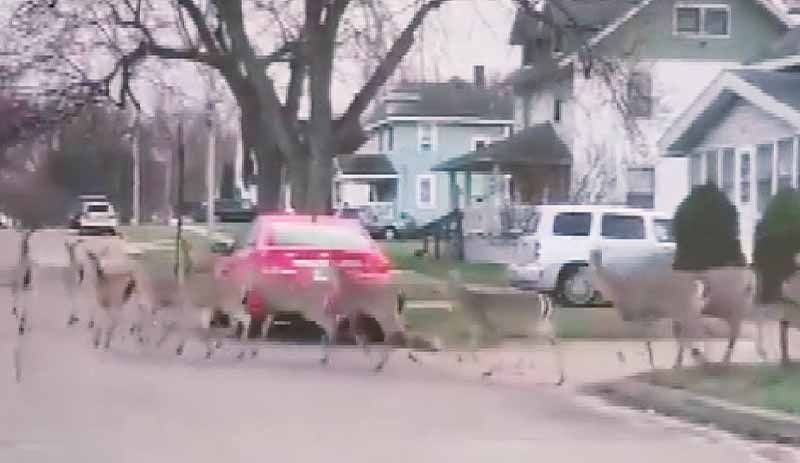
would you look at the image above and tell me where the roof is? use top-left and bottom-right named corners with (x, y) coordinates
top-left (432, 122), bottom-right (572, 172)
top-left (510, 0), bottom-right (790, 70)
top-left (335, 153), bottom-right (397, 176)
top-left (366, 80), bottom-right (514, 125)
top-left (659, 69), bottom-right (800, 153)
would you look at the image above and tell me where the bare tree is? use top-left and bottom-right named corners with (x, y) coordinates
top-left (8, 0), bottom-right (450, 212)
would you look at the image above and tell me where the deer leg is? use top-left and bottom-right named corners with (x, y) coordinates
top-left (721, 319), bottom-right (740, 365)
top-left (320, 315), bottom-right (340, 365)
top-left (104, 311), bottom-right (119, 350)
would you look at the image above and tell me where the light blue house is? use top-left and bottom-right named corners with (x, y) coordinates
top-left (333, 66), bottom-right (514, 228)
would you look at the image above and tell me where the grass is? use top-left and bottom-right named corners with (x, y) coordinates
top-left (641, 364), bottom-right (800, 416)
top-left (381, 240), bottom-right (509, 286)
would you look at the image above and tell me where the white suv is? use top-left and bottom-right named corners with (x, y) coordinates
top-left (79, 201), bottom-right (119, 235)
top-left (508, 205), bottom-right (675, 306)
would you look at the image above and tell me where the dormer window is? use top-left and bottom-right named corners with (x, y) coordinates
top-left (675, 5), bottom-right (730, 37)
top-left (418, 122), bottom-right (437, 152)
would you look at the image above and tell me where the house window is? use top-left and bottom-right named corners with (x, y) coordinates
top-left (722, 148), bottom-right (735, 199)
top-left (675, 5), bottom-right (730, 37)
top-left (553, 98), bottom-right (562, 123)
top-left (418, 122), bottom-right (436, 152)
top-left (471, 137), bottom-right (493, 152)
top-left (740, 151), bottom-right (751, 204)
top-left (416, 174), bottom-right (436, 208)
top-left (387, 125), bottom-right (394, 151)
top-left (778, 138), bottom-right (793, 190)
top-left (705, 149), bottom-right (718, 185)
top-left (628, 71), bottom-right (653, 118)
top-left (626, 167), bottom-right (654, 209)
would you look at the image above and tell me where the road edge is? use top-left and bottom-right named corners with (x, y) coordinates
top-left (582, 378), bottom-right (800, 446)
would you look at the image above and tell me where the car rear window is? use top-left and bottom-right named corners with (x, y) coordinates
top-left (86, 204), bottom-right (109, 213)
top-left (653, 218), bottom-right (675, 243)
top-left (601, 214), bottom-right (645, 239)
top-left (552, 212), bottom-right (592, 237)
top-left (268, 223), bottom-right (371, 250)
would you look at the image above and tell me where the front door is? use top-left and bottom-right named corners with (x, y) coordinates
top-left (737, 147), bottom-right (756, 263)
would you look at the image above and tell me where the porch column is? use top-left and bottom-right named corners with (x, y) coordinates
top-left (492, 163), bottom-right (502, 208)
top-left (448, 171), bottom-right (458, 212)
top-left (464, 171), bottom-right (472, 207)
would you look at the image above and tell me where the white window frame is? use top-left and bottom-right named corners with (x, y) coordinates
top-left (417, 122), bottom-right (438, 152)
top-left (416, 174), bottom-right (436, 209)
top-left (673, 4), bottom-right (732, 39)
top-left (470, 136), bottom-right (494, 152)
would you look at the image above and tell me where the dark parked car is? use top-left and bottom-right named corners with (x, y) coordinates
top-left (193, 199), bottom-right (255, 223)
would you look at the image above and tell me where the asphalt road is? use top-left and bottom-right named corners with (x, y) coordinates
top-left (0, 229), bottom-right (798, 463)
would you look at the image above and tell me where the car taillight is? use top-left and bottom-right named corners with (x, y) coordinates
top-left (363, 253), bottom-right (390, 274)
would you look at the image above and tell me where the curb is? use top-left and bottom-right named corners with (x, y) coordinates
top-left (583, 378), bottom-right (800, 445)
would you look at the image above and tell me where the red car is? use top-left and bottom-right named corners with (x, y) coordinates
top-left (215, 213), bottom-right (394, 339)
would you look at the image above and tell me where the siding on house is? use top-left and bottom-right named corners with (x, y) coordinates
top-left (386, 121), bottom-right (509, 224)
top-left (694, 97), bottom-right (795, 149)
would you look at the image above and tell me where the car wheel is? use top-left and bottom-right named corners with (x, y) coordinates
top-left (558, 265), bottom-right (596, 307)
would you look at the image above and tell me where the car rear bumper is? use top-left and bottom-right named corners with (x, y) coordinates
top-left (508, 262), bottom-right (559, 292)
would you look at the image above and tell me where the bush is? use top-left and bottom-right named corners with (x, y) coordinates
top-left (673, 183), bottom-right (745, 271)
top-left (753, 188), bottom-right (800, 303)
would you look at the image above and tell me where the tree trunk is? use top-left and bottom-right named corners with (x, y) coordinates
top-left (252, 136), bottom-right (283, 213)
top-left (289, 151), bottom-right (310, 211)
top-left (780, 319), bottom-right (790, 366)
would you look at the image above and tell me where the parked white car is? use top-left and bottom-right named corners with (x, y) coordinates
top-left (79, 200), bottom-right (119, 235)
top-left (508, 205), bottom-right (675, 306)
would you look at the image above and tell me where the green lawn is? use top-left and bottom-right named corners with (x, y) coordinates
top-left (381, 240), bottom-right (510, 286)
top-left (642, 364), bottom-right (800, 416)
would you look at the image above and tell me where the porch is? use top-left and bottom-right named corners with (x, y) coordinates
top-left (430, 123), bottom-right (572, 263)
top-left (333, 153), bottom-right (398, 217)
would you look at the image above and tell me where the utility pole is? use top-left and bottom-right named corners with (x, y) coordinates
top-left (131, 112), bottom-right (141, 225)
top-left (206, 99), bottom-right (216, 237)
top-left (175, 121), bottom-right (186, 287)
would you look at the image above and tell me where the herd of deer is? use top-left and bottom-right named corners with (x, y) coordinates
top-left (4, 228), bottom-right (800, 385)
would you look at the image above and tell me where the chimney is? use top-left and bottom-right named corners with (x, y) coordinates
top-left (474, 65), bottom-right (486, 89)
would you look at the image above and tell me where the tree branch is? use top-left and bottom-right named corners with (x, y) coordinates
top-left (335, 0), bottom-right (448, 149)
top-left (176, 0), bottom-right (220, 55)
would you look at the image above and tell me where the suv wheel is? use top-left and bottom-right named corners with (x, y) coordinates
top-left (558, 265), bottom-right (595, 306)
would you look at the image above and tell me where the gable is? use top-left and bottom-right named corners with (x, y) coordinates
top-left (592, 0), bottom-right (789, 62)
top-left (660, 70), bottom-right (800, 153)
top-left (692, 96), bottom-right (795, 149)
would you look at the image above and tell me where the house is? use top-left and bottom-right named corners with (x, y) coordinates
top-left (332, 66), bottom-right (514, 226)
top-left (658, 13), bottom-right (800, 260)
top-left (437, 0), bottom-right (792, 218)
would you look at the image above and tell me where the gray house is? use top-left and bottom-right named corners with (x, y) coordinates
top-left (659, 17), bottom-right (800, 260)
top-left (333, 66), bottom-right (514, 227)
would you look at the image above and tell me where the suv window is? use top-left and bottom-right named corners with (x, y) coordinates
top-left (86, 204), bottom-right (110, 213)
top-left (601, 214), bottom-right (645, 239)
top-left (552, 212), bottom-right (592, 237)
top-left (653, 218), bottom-right (675, 243)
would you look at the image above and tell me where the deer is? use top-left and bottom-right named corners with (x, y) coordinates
top-left (83, 247), bottom-right (138, 350)
top-left (4, 229), bottom-right (33, 382)
top-left (588, 248), bottom-right (711, 369)
top-left (444, 269), bottom-right (565, 385)
top-left (134, 238), bottom-right (251, 359)
top-left (246, 263), bottom-right (411, 372)
top-left (64, 239), bottom-right (93, 328)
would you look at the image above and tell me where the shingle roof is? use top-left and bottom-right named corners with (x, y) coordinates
top-left (336, 153), bottom-right (397, 176)
top-left (730, 69), bottom-right (800, 112)
top-left (366, 80), bottom-right (514, 125)
top-left (432, 122), bottom-right (572, 172)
